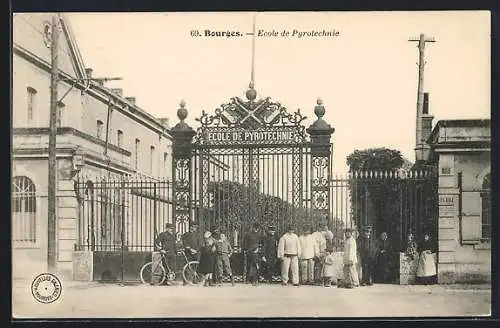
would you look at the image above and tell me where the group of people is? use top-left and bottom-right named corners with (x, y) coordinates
top-left (154, 221), bottom-right (437, 287)
top-left (340, 226), bottom-right (437, 288)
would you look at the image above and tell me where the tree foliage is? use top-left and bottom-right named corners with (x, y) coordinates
top-left (346, 147), bottom-right (406, 172)
top-left (206, 180), bottom-right (338, 242)
top-left (346, 148), bottom-right (414, 250)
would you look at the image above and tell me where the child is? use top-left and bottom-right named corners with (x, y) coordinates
top-left (199, 231), bottom-right (216, 286)
top-left (323, 249), bottom-right (335, 287)
top-left (215, 233), bottom-right (235, 286)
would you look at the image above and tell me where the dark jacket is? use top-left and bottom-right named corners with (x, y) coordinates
top-left (378, 239), bottom-right (392, 254)
top-left (418, 238), bottom-right (436, 253)
top-left (155, 231), bottom-right (176, 252)
top-left (262, 234), bottom-right (279, 260)
top-left (182, 231), bottom-right (203, 251)
top-left (243, 230), bottom-right (261, 252)
top-left (357, 235), bottom-right (378, 260)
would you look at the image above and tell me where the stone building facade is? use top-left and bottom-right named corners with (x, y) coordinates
top-left (12, 13), bottom-right (173, 280)
top-left (426, 119), bottom-right (491, 283)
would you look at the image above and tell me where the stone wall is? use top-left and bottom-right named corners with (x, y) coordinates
top-left (57, 179), bottom-right (79, 280)
top-left (437, 152), bottom-right (491, 284)
top-left (73, 251), bottom-right (93, 281)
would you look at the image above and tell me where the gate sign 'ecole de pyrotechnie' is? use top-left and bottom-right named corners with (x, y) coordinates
top-left (205, 129), bottom-right (297, 145)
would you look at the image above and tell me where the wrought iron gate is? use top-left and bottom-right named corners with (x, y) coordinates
top-left (75, 175), bottom-right (174, 282)
top-left (170, 88), bottom-right (335, 281)
top-left (329, 170), bottom-right (438, 252)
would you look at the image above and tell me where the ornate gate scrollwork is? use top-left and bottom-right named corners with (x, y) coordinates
top-left (171, 88), bottom-right (335, 282)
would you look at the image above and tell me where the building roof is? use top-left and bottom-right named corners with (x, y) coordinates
top-left (13, 13), bottom-right (172, 139)
top-left (426, 119), bottom-right (490, 145)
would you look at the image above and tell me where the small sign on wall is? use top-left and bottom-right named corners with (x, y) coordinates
top-left (439, 195), bottom-right (455, 206)
top-left (440, 167), bottom-right (454, 176)
top-left (439, 195), bottom-right (456, 217)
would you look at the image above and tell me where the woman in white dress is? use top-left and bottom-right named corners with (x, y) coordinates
top-left (416, 233), bottom-right (437, 285)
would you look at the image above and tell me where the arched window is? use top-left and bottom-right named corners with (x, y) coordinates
top-left (12, 176), bottom-right (36, 243)
top-left (480, 173), bottom-right (491, 240)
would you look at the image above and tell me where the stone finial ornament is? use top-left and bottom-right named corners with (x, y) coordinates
top-left (246, 82), bottom-right (257, 101)
top-left (177, 99), bottom-right (188, 122)
top-left (314, 98), bottom-right (325, 119)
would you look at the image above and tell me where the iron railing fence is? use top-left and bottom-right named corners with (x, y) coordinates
top-left (330, 169), bottom-right (438, 252)
top-left (75, 175), bottom-right (174, 252)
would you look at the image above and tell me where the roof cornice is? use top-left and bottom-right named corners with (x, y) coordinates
top-left (13, 44), bottom-right (172, 140)
top-left (427, 119), bottom-right (490, 145)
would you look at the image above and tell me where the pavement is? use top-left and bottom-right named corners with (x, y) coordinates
top-left (12, 279), bottom-right (491, 318)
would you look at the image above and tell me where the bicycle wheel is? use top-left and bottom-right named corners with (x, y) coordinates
top-left (182, 261), bottom-right (204, 285)
top-left (140, 261), bottom-right (166, 285)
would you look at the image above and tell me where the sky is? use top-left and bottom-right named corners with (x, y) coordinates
top-left (67, 11), bottom-right (490, 173)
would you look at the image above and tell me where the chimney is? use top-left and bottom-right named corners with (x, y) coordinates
top-left (416, 92), bottom-right (434, 163)
top-left (111, 88), bottom-right (123, 97)
top-left (125, 97), bottom-right (136, 105)
top-left (423, 92), bottom-right (429, 114)
top-left (85, 68), bottom-right (93, 78)
top-left (158, 117), bottom-right (170, 128)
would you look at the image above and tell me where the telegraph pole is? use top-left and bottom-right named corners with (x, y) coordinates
top-left (409, 33), bottom-right (435, 161)
top-left (48, 14), bottom-right (60, 271)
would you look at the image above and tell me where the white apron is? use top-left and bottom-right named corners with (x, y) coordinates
top-left (416, 251), bottom-right (437, 277)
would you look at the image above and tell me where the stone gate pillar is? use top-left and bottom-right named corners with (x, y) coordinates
top-left (171, 100), bottom-right (196, 234)
top-left (307, 98), bottom-right (335, 225)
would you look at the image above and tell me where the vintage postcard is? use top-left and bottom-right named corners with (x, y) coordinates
top-left (12, 11), bottom-right (491, 318)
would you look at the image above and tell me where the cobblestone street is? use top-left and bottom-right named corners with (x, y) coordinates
top-left (12, 280), bottom-right (491, 318)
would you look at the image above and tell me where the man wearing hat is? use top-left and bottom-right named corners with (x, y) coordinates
top-left (357, 225), bottom-right (377, 286)
top-left (243, 222), bottom-right (262, 286)
top-left (182, 223), bottom-right (203, 262)
top-left (261, 225), bottom-right (279, 283)
top-left (154, 223), bottom-right (177, 285)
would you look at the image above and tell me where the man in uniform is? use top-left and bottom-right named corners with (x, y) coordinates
top-left (261, 225), bottom-right (279, 283)
top-left (357, 225), bottom-right (377, 286)
top-left (154, 223), bottom-right (177, 285)
top-left (243, 223), bottom-right (261, 286)
top-left (182, 223), bottom-right (203, 261)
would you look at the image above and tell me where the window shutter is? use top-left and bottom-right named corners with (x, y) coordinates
top-left (460, 191), bottom-right (481, 244)
top-left (461, 215), bottom-right (481, 244)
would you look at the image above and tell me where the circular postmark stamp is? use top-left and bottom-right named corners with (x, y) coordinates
top-left (31, 273), bottom-right (62, 304)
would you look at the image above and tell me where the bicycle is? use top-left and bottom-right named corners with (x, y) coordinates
top-left (139, 248), bottom-right (205, 286)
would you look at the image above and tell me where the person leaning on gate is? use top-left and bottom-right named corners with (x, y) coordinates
top-left (356, 226), bottom-right (377, 286)
top-left (243, 223), bottom-right (262, 286)
top-left (278, 225), bottom-right (301, 286)
top-left (154, 223), bottom-right (177, 286)
top-left (261, 225), bottom-right (279, 283)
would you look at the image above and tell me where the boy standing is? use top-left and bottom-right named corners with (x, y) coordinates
top-left (215, 233), bottom-right (235, 286)
top-left (323, 249), bottom-right (336, 287)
